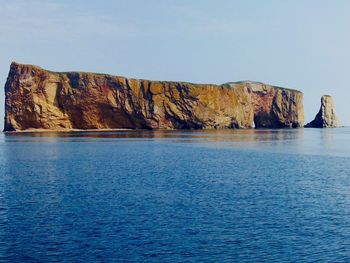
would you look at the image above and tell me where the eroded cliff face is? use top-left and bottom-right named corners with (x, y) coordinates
top-left (305, 95), bottom-right (339, 128)
top-left (4, 62), bottom-right (304, 131)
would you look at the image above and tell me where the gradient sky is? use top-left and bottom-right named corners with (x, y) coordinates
top-left (1, 0), bottom-right (350, 127)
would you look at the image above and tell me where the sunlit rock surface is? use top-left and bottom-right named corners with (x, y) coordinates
top-left (305, 95), bottom-right (340, 128)
top-left (4, 62), bottom-right (304, 131)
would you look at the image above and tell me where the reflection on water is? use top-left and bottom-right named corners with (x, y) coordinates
top-left (2, 128), bottom-right (350, 157)
top-left (4, 128), bottom-right (299, 140)
top-left (1, 128), bottom-right (350, 262)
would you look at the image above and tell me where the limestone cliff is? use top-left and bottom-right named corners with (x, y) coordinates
top-left (4, 62), bottom-right (304, 131)
top-left (305, 95), bottom-right (339, 128)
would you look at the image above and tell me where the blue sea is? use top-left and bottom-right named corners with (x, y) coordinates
top-left (1, 128), bottom-right (350, 262)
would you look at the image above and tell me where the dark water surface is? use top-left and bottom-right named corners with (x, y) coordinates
top-left (1, 129), bottom-right (350, 262)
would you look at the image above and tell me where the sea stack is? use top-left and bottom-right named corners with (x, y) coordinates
top-left (4, 62), bottom-right (304, 131)
top-left (305, 95), bottom-right (340, 128)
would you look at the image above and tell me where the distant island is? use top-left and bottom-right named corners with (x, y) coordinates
top-left (3, 62), bottom-right (338, 132)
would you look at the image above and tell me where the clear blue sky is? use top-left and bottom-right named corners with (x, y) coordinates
top-left (1, 0), bottom-right (350, 127)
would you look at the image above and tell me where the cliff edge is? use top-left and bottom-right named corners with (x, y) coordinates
top-left (4, 62), bottom-right (304, 131)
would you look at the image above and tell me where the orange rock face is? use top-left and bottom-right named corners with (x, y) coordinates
top-left (305, 95), bottom-right (339, 128)
top-left (4, 62), bottom-right (304, 131)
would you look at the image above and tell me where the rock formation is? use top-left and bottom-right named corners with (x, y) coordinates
top-left (4, 62), bottom-right (304, 131)
top-left (305, 95), bottom-right (340, 128)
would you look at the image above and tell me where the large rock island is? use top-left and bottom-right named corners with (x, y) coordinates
top-left (4, 62), bottom-right (304, 131)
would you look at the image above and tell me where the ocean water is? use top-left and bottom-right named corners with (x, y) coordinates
top-left (0, 128), bottom-right (350, 262)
